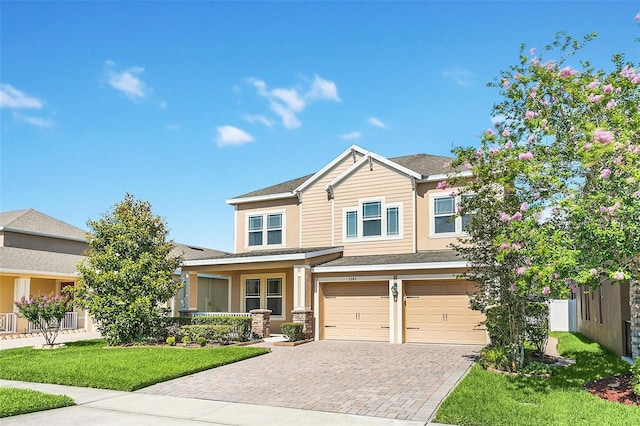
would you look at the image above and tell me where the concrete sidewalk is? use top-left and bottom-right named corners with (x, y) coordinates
top-left (0, 380), bottom-right (429, 426)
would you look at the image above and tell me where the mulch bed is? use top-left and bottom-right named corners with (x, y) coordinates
top-left (585, 374), bottom-right (640, 406)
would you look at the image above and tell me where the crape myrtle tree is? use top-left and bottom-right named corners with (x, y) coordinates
top-left (445, 19), bottom-right (640, 368)
top-left (75, 194), bottom-right (183, 345)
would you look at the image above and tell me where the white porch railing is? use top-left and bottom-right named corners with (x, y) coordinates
top-left (28, 312), bottom-right (78, 333)
top-left (0, 313), bottom-right (17, 334)
top-left (192, 312), bottom-right (251, 317)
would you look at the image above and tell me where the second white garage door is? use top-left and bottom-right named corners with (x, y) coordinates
top-left (404, 280), bottom-right (486, 344)
top-left (322, 282), bottom-right (389, 341)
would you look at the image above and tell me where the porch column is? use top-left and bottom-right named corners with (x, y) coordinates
top-left (293, 265), bottom-right (310, 310)
top-left (188, 272), bottom-right (198, 311)
top-left (13, 278), bottom-right (30, 312)
top-left (250, 309), bottom-right (271, 338)
top-left (292, 308), bottom-right (314, 339)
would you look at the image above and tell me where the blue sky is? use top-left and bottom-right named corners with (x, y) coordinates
top-left (2, 1), bottom-right (638, 252)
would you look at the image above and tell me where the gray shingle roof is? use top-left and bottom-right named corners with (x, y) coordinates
top-left (231, 151), bottom-right (454, 200)
top-left (0, 209), bottom-right (87, 240)
top-left (173, 243), bottom-right (229, 261)
top-left (187, 246), bottom-right (339, 261)
top-left (316, 250), bottom-right (463, 268)
top-left (0, 246), bottom-right (84, 276)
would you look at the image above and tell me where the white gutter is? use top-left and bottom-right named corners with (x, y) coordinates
top-left (312, 261), bottom-right (468, 273)
top-left (183, 247), bottom-right (344, 267)
top-left (422, 170), bottom-right (473, 182)
top-left (226, 192), bottom-right (297, 205)
top-left (0, 267), bottom-right (78, 278)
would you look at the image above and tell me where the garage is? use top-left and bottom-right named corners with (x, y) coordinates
top-left (322, 282), bottom-right (390, 341)
top-left (404, 280), bottom-right (486, 344)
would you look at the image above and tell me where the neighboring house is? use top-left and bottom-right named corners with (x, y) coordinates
top-left (576, 283), bottom-right (632, 358)
top-left (0, 208), bottom-right (223, 335)
top-left (181, 145), bottom-right (487, 344)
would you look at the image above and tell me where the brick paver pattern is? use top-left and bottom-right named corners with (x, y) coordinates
top-left (139, 341), bottom-right (480, 422)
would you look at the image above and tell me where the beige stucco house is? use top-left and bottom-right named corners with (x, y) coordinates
top-left (182, 145), bottom-right (487, 344)
top-left (0, 208), bottom-right (223, 336)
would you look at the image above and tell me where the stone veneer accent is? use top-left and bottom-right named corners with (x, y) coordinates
top-left (292, 309), bottom-right (314, 339)
top-left (250, 309), bottom-right (271, 338)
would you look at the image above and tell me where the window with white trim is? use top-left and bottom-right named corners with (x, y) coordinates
top-left (431, 195), bottom-right (472, 236)
top-left (242, 274), bottom-right (285, 317)
top-left (344, 199), bottom-right (402, 241)
top-left (247, 212), bottom-right (284, 248)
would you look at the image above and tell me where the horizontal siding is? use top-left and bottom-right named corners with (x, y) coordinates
top-left (234, 200), bottom-right (299, 253)
top-left (416, 182), bottom-right (463, 251)
top-left (333, 161), bottom-right (414, 256)
top-left (301, 154), bottom-right (363, 248)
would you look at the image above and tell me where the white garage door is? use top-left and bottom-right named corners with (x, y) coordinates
top-left (404, 280), bottom-right (486, 344)
top-left (322, 282), bottom-right (389, 341)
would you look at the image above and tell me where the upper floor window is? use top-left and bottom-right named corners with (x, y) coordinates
top-left (431, 195), bottom-right (472, 236)
top-left (247, 212), bottom-right (284, 247)
top-left (344, 199), bottom-right (402, 241)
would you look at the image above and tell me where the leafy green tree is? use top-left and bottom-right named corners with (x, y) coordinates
top-left (75, 194), bottom-right (183, 345)
top-left (447, 19), bottom-right (639, 365)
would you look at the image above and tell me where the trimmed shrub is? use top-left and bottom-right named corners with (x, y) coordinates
top-left (182, 335), bottom-right (192, 345)
top-left (181, 324), bottom-right (233, 345)
top-left (166, 336), bottom-right (176, 346)
top-left (197, 336), bottom-right (207, 347)
top-left (280, 322), bottom-right (304, 342)
top-left (191, 315), bottom-right (252, 341)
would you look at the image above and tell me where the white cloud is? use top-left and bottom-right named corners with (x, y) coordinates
top-left (247, 74), bottom-right (340, 129)
top-left (340, 131), bottom-right (362, 140)
top-left (0, 84), bottom-right (43, 109)
top-left (271, 88), bottom-right (306, 112)
top-left (442, 68), bottom-right (473, 87)
top-left (165, 124), bottom-right (180, 131)
top-left (216, 125), bottom-right (254, 147)
top-left (244, 115), bottom-right (274, 128)
top-left (306, 75), bottom-right (341, 102)
top-left (270, 102), bottom-right (301, 129)
top-left (104, 60), bottom-right (148, 100)
top-left (13, 113), bottom-right (54, 128)
top-left (367, 117), bottom-right (386, 129)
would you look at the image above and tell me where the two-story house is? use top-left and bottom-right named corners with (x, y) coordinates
top-left (182, 145), bottom-right (487, 345)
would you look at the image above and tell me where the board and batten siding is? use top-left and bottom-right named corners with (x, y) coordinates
top-left (299, 153), bottom-right (364, 248)
top-left (234, 199), bottom-right (300, 253)
top-left (332, 161), bottom-right (414, 256)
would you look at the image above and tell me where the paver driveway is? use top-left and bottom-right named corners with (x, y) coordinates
top-left (139, 340), bottom-right (480, 422)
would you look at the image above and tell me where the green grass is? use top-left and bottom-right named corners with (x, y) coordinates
top-left (0, 387), bottom-right (74, 418)
top-left (0, 339), bottom-right (268, 391)
top-left (434, 332), bottom-right (639, 425)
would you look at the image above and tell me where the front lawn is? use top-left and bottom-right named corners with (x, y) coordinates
top-left (0, 387), bottom-right (74, 418)
top-left (0, 339), bottom-right (268, 391)
top-left (434, 333), bottom-right (639, 425)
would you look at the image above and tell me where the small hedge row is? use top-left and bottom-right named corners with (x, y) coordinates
top-left (181, 324), bottom-right (233, 345)
top-left (280, 322), bottom-right (304, 342)
top-left (191, 316), bottom-right (252, 341)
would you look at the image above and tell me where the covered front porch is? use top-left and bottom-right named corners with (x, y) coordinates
top-left (179, 247), bottom-right (343, 337)
top-left (0, 274), bottom-right (88, 335)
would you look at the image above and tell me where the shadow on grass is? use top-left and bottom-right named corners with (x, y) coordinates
top-left (507, 332), bottom-right (630, 396)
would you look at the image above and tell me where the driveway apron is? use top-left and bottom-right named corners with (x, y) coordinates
top-left (139, 340), bottom-right (480, 422)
